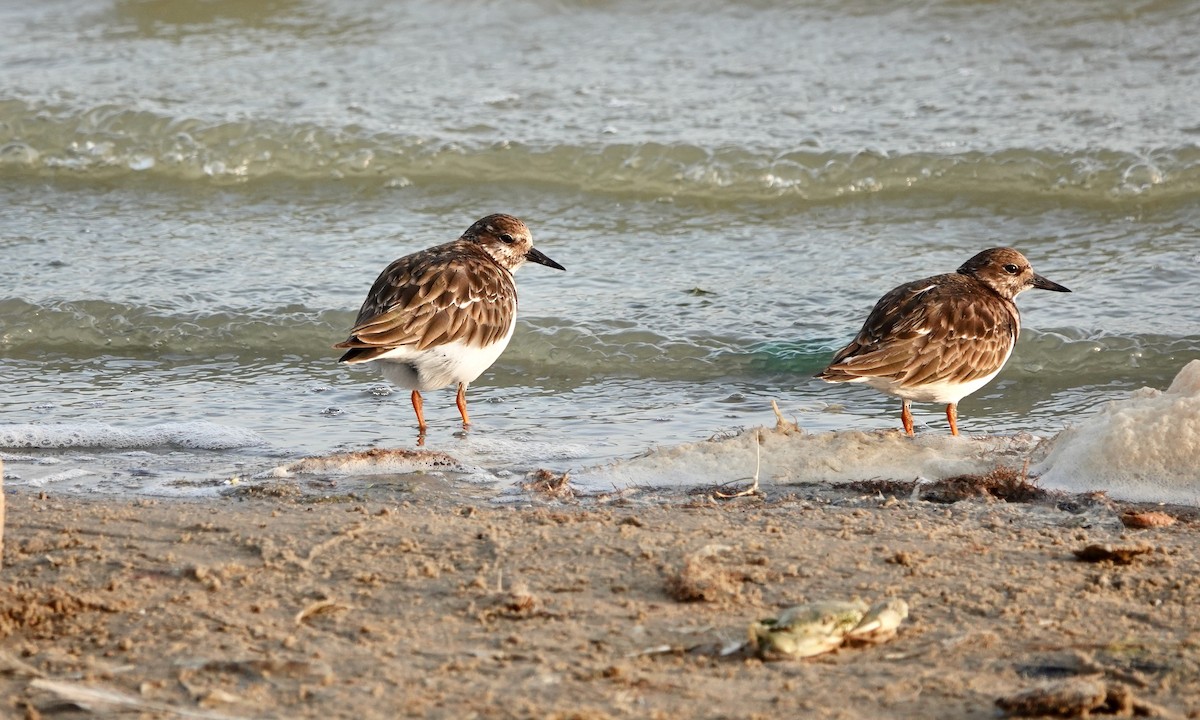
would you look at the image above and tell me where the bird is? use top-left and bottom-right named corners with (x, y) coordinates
top-left (817, 247), bottom-right (1070, 436)
top-left (334, 214), bottom-right (564, 435)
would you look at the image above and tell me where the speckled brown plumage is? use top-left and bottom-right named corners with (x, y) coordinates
top-left (820, 272), bottom-right (1021, 391)
top-left (335, 214), bottom-right (564, 433)
top-left (818, 247), bottom-right (1070, 436)
top-left (336, 239), bottom-right (518, 360)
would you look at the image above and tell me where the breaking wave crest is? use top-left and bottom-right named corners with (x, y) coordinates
top-left (2, 100), bottom-right (1197, 206)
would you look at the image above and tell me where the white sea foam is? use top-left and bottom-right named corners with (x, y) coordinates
top-left (1034, 360), bottom-right (1200, 505)
top-left (20, 468), bottom-right (95, 488)
top-left (0, 422), bottom-right (266, 450)
top-left (570, 428), bottom-right (1045, 493)
top-left (565, 362), bottom-right (1200, 507)
top-left (453, 434), bottom-right (598, 466)
top-left (267, 448), bottom-right (465, 478)
top-left (262, 434), bottom-right (599, 484)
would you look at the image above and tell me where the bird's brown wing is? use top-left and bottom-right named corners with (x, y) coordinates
top-left (334, 242), bottom-right (516, 363)
top-left (819, 274), bottom-right (1018, 388)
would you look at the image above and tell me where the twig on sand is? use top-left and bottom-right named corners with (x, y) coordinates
top-left (770, 399), bottom-right (801, 434)
top-left (715, 430), bottom-right (763, 499)
top-left (304, 523), bottom-right (368, 565)
top-left (30, 678), bottom-right (242, 719)
top-left (1, 650), bottom-right (44, 678)
top-left (294, 598), bottom-right (350, 626)
top-left (712, 398), bottom-right (800, 499)
top-left (625, 645), bottom-right (675, 658)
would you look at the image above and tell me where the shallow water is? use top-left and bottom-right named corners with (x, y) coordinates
top-left (2, 0), bottom-right (1199, 495)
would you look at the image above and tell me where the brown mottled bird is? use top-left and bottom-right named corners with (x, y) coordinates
top-left (335, 214), bottom-right (564, 433)
top-left (817, 247), bottom-right (1070, 436)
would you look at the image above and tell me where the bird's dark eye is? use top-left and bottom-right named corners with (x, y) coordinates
top-left (1003, 263), bottom-right (1020, 274)
top-left (499, 233), bottom-right (515, 244)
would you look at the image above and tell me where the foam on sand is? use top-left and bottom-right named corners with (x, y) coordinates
top-left (20, 468), bottom-right (95, 488)
top-left (270, 448), bottom-right (463, 477)
top-left (0, 422), bottom-right (266, 450)
top-left (1034, 360), bottom-right (1200, 505)
top-left (570, 427), bottom-right (1044, 493)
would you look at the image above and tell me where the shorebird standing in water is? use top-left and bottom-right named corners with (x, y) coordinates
top-left (336, 214), bottom-right (564, 438)
top-left (818, 247), bottom-right (1070, 436)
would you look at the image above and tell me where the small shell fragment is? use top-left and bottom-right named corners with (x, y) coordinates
top-left (1119, 510), bottom-right (1176, 529)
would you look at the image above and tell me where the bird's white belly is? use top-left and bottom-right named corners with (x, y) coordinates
top-left (874, 368), bottom-right (1003, 404)
top-left (372, 322), bottom-right (515, 392)
top-left (852, 348), bottom-right (1012, 405)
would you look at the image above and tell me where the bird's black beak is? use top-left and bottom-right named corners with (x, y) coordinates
top-left (526, 247), bottom-right (565, 271)
top-left (1032, 273), bottom-right (1070, 292)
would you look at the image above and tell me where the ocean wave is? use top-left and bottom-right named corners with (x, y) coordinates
top-left (0, 297), bottom-right (345, 358)
top-left (503, 326), bottom-right (1200, 382)
top-left (3, 297), bottom-right (1196, 383)
top-left (1004, 329), bottom-right (1200, 382)
top-left (2, 100), bottom-right (1198, 205)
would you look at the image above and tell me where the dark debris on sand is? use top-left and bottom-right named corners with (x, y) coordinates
top-left (849, 465), bottom-right (1046, 504)
top-left (521, 469), bottom-right (574, 500)
top-left (922, 466), bottom-right (1046, 504)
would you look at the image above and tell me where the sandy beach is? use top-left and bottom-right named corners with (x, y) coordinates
top-left (2, 472), bottom-right (1197, 719)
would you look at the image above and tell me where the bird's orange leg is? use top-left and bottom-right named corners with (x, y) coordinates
top-left (901, 399), bottom-right (915, 437)
top-left (946, 403), bottom-right (959, 437)
top-left (411, 390), bottom-right (428, 431)
top-left (456, 382), bottom-right (471, 427)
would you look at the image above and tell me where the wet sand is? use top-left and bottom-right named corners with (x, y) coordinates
top-left (2, 476), bottom-right (1198, 719)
